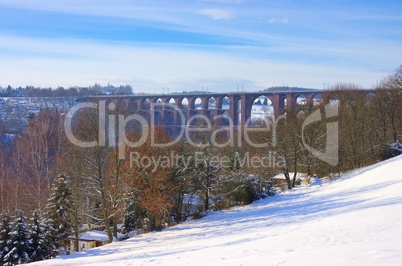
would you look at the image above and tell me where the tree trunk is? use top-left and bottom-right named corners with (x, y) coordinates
top-left (283, 167), bottom-right (292, 190)
top-left (204, 189), bottom-right (209, 211)
top-left (113, 215), bottom-right (118, 239)
top-left (292, 172), bottom-right (297, 188)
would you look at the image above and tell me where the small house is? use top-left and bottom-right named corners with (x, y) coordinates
top-left (271, 172), bottom-right (308, 190)
top-left (69, 230), bottom-right (110, 252)
top-left (271, 175), bottom-right (289, 189)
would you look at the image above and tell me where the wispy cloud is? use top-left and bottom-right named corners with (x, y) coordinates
top-left (269, 18), bottom-right (289, 24)
top-left (199, 9), bottom-right (236, 20)
top-left (0, 35), bottom-right (393, 91)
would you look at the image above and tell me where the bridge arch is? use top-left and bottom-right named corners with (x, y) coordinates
top-left (249, 95), bottom-right (274, 125)
top-left (216, 96), bottom-right (230, 110)
top-left (139, 110), bottom-right (150, 124)
top-left (152, 98), bottom-right (163, 110)
top-left (218, 111), bottom-right (231, 126)
top-left (140, 98), bottom-right (150, 110)
top-left (166, 97), bottom-right (176, 109)
top-left (312, 93), bottom-right (323, 106)
top-left (205, 96), bottom-right (216, 109)
top-left (128, 98), bottom-right (138, 113)
top-left (116, 99), bottom-right (128, 114)
top-left (328, 94), bottom-right (340, 106)
top-left (153, 111), bottom-right (163, 125)
top-left (189, 111), bottom-right (200, 126)
top-left (190, 97), bottom-right (202, 110)
top-left (179, 97), bottom-right (189, 110)
top-left (296, 94), bottom-right (307, 108)
top-left (164, 111), bottom-right (175, 125)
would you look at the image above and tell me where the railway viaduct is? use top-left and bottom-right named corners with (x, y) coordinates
top-left (81, 88), bottom-right (374, 136)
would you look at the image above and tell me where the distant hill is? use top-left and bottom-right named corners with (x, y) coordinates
top-left (260, 86), bottom-right (319, 93)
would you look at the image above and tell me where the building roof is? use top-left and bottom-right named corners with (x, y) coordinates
top-left (272, 172), bottom-right (307, 180)
top-left (70, 230), bottom-right (109, 242)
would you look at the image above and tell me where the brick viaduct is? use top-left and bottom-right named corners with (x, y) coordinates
top-left (82, 89), bottom-right (374, 136)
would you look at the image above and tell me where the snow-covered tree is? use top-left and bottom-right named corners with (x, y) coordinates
top-left (169, 151), bottom-right (195, 222)
top-left (192, 145), bottom-right (251, 211)
top-left (45, 174), bottom-right (74, 249)
top-left (0, 211), bottom-right (13, 264)
top-left (213, 151), bottom-right (249, 209)
top-left (121, 192), bottom-right (146, 234)
top-left (28, 210), bottom-right (57, 262)
top-left (3, 214), bottom-right (30, 265)
top-left (192, 146), bottom-right (223, 211)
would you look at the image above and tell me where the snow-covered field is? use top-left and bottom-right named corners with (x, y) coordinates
top-left (34, 155), bottom-right (402, 266)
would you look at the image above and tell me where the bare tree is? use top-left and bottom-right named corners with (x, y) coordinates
top-left (23, 110), bottom-right (61, 212)
top-left (376, 66), bottom-right (402, 142)
top-left (65, 99), bottom-right (133, 242)
top-left (273, 110), bottom-right (306, 189)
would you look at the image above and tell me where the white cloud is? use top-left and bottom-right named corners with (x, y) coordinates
top-left (199, 9), bottom-right (236, 20)
top-left (269, 18), bottom-right (289, 24)
top-left (0, 0), bottom-right (191, 25)
top-left (0, 35), bottom-right (391, 92)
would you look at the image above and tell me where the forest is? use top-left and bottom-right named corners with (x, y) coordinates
top-left (0, 83), bottom-right (133, 97)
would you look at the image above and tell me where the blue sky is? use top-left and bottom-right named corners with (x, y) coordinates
top-left (0, 0), bottom-right (401, 92)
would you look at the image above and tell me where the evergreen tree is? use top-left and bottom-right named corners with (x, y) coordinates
top-left (41, 218), bottom-right (59, 258)
top-left (45, 174), bottom-right (74, 250)
top-left (0, 211), bottom-right (13, 264)
top-left (28, 210), bottom-right (57, 262)
top-left (122, 192), bottom-right (146, 234)
top-left (3, 214), bottom-right (30, 265)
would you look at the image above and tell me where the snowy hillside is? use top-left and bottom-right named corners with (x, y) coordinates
top-left (33, 155), bottom-right (402, 266)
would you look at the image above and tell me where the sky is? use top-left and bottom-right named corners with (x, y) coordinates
top-left (0, 0), bottom-right (401, 93)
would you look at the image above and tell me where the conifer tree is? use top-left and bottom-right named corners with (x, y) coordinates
top-left (45, 174), bottom-right (74, 250)
top-left (28, 210), bottom-right (57, 262)
top-left (0, 211), bottom-right (13, 264)
top-left (3, 214), bottom-right (30, 265)
top-left (122, 198), bottom-right (136, 234)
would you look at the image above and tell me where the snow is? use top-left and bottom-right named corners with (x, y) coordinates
top-left (182, 194), bottom-right (203, 205)
top-left (72, 230), bottom-right (110, 242)
top-left (33, 155), bottom-right (402, 266)
top-left (272, 172), bottom-right (307, 180)
top-left (389, 141), bottom-right (402, 154)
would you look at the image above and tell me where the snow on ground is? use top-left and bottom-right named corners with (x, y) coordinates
top-left (34, 155), bottom-right (402, 266)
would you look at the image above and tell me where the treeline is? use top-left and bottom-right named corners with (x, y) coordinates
top-left (0, 83), bottom-right (133, 97)
top-left (0, 66), bottom-right (401, 264)
top-left (269, 66), bottom-right (402, 188)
